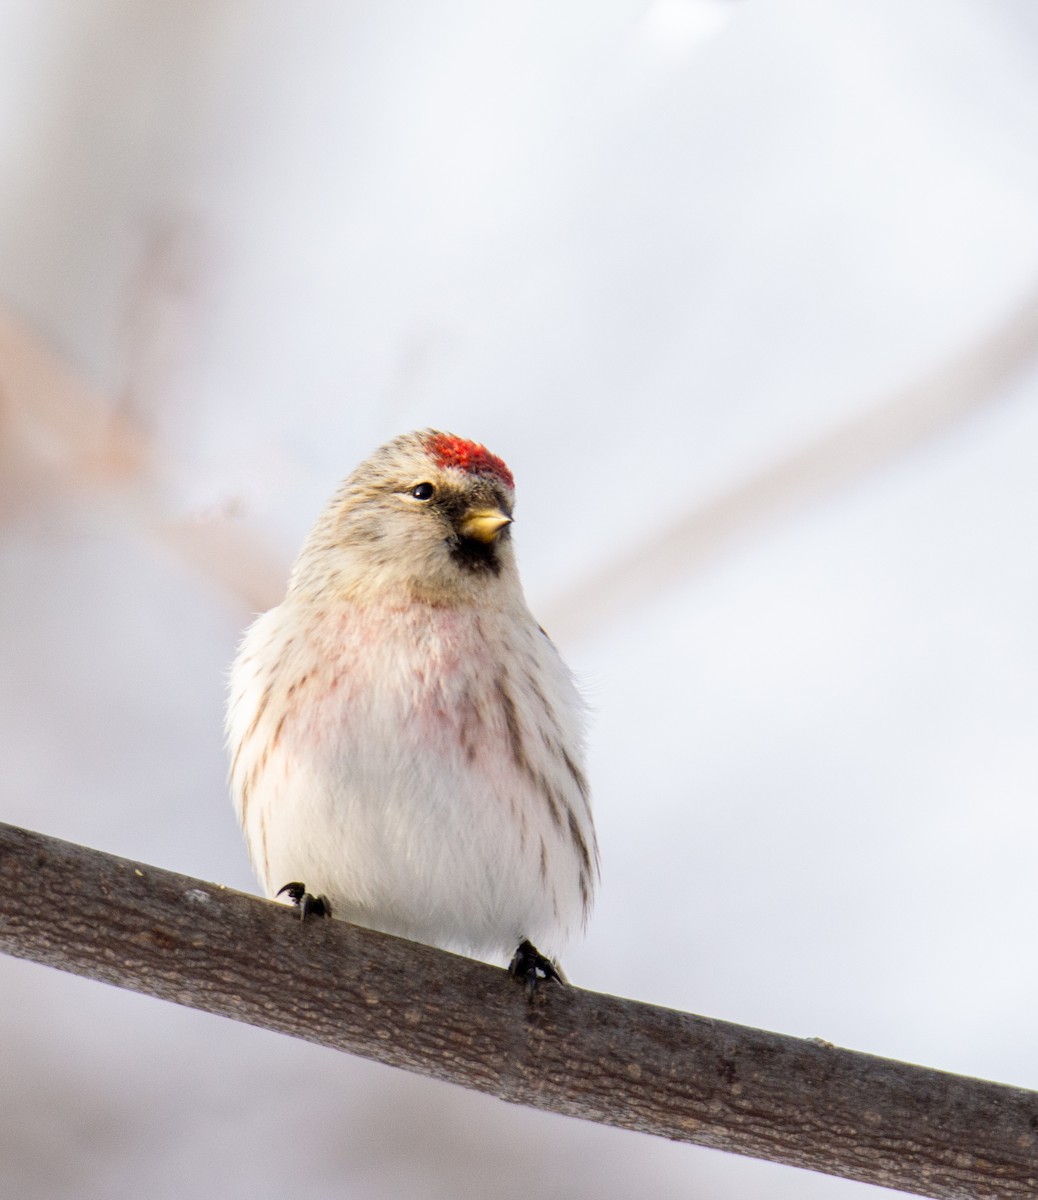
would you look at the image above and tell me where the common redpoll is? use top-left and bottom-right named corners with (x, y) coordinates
top-left (226, 430), bottom-right (597, 990)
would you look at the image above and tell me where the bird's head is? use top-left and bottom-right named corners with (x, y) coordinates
top-left (290, 430), bottom-right (521, 606)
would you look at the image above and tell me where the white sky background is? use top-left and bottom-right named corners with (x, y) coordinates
top-left (2, 2), bottom-right (1038, 1197)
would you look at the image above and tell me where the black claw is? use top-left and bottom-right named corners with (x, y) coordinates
top-left (509, 939), bottom-right (564, 1002)
top-left (277, 881), bottom-right (331, 920)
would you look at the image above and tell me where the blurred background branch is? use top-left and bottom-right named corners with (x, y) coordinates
top-left (1, 820), bottom-right (1035, 1200)
top-left (543, 285), bottom-right (1038, 641)
top-left (0, 307), bottom-right (287, 612)
top-left (7, 279), bottom-right (1038, 631)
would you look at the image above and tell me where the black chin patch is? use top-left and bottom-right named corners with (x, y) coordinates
top-left (449, 535), bottom-right (502, 575)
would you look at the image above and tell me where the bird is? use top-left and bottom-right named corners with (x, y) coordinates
top-left (226, 429), bottom-right (597, 993)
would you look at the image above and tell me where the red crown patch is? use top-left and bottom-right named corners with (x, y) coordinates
top-left (424, 432), bottom-right (515, 490)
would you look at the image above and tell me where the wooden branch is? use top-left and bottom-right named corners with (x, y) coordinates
top-left (0, 822), bottom-right (1034, 1197)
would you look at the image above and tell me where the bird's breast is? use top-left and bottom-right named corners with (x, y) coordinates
top-left (290, 601), bottom-right (528, 757)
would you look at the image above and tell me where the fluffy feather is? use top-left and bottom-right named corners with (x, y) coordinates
top-left (226, 430), bottom-right (597, 963)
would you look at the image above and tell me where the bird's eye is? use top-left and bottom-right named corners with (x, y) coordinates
top-left (410, 482), bottom-right (436, 501)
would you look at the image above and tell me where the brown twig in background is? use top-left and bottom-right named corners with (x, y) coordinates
top-left (544, 286), bottom-right (1038, 642)
top-left (0, 820), bottom-right (1034, 1199)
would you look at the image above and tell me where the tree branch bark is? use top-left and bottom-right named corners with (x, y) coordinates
top-left (0, 821), bottom-right (1034, 1198)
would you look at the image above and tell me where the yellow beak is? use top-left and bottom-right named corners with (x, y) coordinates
top-left (459, 507), bottom-right (512, 543)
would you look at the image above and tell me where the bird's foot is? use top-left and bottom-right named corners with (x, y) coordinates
top-left (509, 939), bottom-right (564, 1002)
top-left (277, 881), bottom-right (331, 921)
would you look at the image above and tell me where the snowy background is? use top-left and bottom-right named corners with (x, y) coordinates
top-left (2, 2), bottom-right (1038, 1197)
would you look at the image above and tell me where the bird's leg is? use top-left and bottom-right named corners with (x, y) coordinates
top-left (509, 939), bottom-right (565, 1001)
top-left (277, 881), bottom-right (331, 921)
